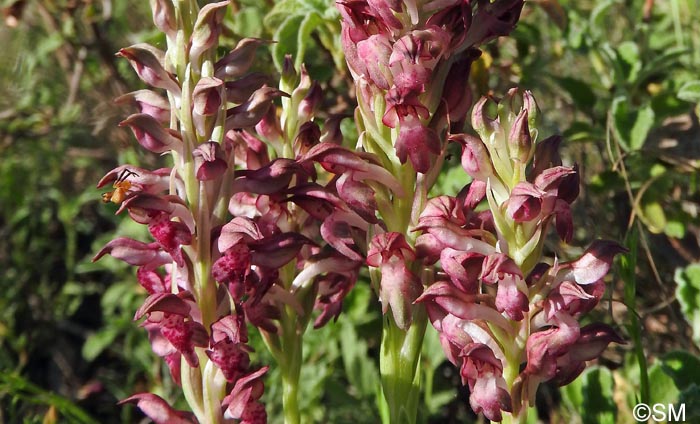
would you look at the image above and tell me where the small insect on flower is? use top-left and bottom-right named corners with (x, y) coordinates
top-left (102, 168), bottom-right (139, 204)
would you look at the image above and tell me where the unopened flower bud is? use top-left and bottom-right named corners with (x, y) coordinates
top-left (225, 73), bottom-right (270, 104)
top-left (193, 77), bottom-right (224, 116)
top-left (193, 141), bottom-right (227, 181)
top-left (192, 76), bottom-right (224, 137)
top-left (395, 117), bottom-right (441, 174)
top-left (450, 133), bottom-right (494, 181)
top-left (298, 82), bottom-right (323, 122)
top-left (500, 87), bottom-right (520, 122)
top-left (471, 96), bottom-right (498, 139)
top-left (522, 90), bottom-right (538, 130)
top-left (114, 90), bottom-right (171, 123)
top-left (149, 0), bottom-right (176, 40)
top-left (508, 109), bottom-right (532, 163)
top-left (215, 38), bottom-right (268, 80)
top-left (290, 65), bottom-right (312, 107)
top-left (120, 113), bottom-right (181, 153)
top-left (280, 55), bottom-right (297, 93)
top-left (117, 44), bottom-right (181, 95)
top-left (226, 86), bottom-right (288, 129)
top-left (254, 107), bottom-right (284, 149)
top-left (190, 1), bottom-right (229, 66)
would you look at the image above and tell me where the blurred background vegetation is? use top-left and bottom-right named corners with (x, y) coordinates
top-left (1, 0), bottom-right (699, 423)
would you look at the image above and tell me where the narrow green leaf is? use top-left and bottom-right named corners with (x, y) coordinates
top-left (612, 98), bottom-right (654, 151)
top-left (617, 41), bottom-right (641, 83)
top-left (611, 97), bottom-right (632, 151)
top-left (630, 104), bottom-right (654, 150)
top-left (82, 328), bottom-right (119, 361)
top-left (620, 227), bottom-right (649, 404)
top-left (637, 47), bottom-right (689, 85)
top-left (589, 0), bottom-right (617, 41)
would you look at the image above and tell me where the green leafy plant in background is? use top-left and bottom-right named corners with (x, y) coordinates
top-left (263, 0), bottom-right (344, 76)
top-left (0, 1), bottom-right (165, 422)
top-left (564, 0), bottom-right (698, 241)
top-left (675, 263), bottom-right (700, 347)
top-left (0, 373), bottom-right (99, 424)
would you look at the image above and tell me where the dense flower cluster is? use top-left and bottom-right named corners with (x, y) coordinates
top-left (415, 90), bottom-right (625, 421)
top-left (339, 0), bottom-right (524, 174)
top-left (94, 1), bottom-right (397, 422)
top-left (338, 0), bottom-right (527, 338)
top-left (94, 1), bottom-right (625, 423)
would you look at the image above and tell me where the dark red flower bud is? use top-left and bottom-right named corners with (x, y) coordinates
top-left (216, 38), bottom-right (270, 80)
top-left (117, 44), bottom-right (180, 95)
top-left (120, 113), bottom-right (182, 154)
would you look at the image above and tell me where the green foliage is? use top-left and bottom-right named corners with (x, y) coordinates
top-left (674, 264), bottom-right (700, 346)
top-left (264, 0), bottom-right (344, 78)
top-left (611, 97), bottom-right (654, 152)
top-left (660, 351), bottom-right (700, 392)
top-left (250, 282), bottom-right (382, 423)
top-left (0, 1), bottom-right (160, 422)
top-left (648, 361), bottom-right (680, 406)
top-left (619, 227), bottom-right (649, 405)
top-left (0, 373), bottom-right (99, 424)
top-left (561, 366), bottom-right (617, 424)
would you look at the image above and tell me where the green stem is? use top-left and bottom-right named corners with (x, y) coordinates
top-left (279, 313), bottom-right (303, 424)
top-left (380, 307), bottom-right (427, 424)
top-left (501, 411), bottom-right (526, 424)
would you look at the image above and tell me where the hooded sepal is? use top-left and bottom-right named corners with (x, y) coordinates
top-left (117, 44), bottom-right (181, 95)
